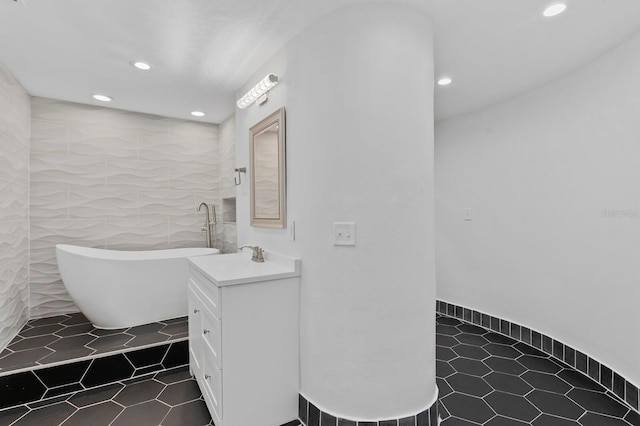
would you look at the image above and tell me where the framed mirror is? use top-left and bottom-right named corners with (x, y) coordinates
top-left (249, 108), bottom-right (286, 228)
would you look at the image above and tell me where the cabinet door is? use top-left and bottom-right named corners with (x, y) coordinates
top-left (188, 285), bottom-right (203, 374)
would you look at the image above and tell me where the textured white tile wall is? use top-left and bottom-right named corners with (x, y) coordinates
top-left (217, 114), bottom-right (237, 253)
top-left (0, 61), bottom-right (30, 353)
top-left (29, 98), bottom-right (222, 318)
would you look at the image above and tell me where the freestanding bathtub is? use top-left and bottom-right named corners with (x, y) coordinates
top-left (56, 244), bottom-right (220, 329)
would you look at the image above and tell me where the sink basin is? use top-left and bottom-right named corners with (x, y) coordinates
top-left (187, 250), bottom-right (300, 287)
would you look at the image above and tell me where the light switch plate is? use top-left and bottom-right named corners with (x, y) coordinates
top-left (334, 222), bottom-right (356, 246)
top-left (464, 208), bottom-right (472, 221)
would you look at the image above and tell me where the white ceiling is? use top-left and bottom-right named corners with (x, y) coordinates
top-left (1, 0), bottom-right (639, 123)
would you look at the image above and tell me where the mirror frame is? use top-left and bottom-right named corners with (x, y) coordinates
top-left (249, 107), bottom-right (286, 228)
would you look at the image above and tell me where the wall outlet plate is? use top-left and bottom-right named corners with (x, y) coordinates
top-left (334, 222), bottom-right (356, 246)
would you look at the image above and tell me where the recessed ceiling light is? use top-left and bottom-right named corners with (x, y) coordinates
top-left (191, 111), bottom-right (205, 117)
top-left (92, 94), bottom-right (112, 102)
top-left (437, 77), bottom-right (452, 86)
top-left (543, 3), bottom-right (567, 17)
top-left (132, 61), bottom-right (152, 71)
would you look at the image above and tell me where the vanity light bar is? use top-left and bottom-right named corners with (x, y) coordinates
top-left (237, 74), bottom-right (279, 109)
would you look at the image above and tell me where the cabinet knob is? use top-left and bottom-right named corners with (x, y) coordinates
top-left (204, 374), bottom-right (211, 380)
top-left (193, 309), bottom-right (199, 314)
top-left (203, 329), bottom-right (210, 335)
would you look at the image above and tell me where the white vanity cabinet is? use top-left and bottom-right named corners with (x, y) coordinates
top-left (187, 252), bottom-right (300, 426)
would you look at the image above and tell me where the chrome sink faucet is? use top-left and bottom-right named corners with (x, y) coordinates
top-left (197, 202), bottom-right (216, 249)
top-left (238, 245), bottom-right (265, 263)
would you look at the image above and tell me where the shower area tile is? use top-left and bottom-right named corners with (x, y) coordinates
top-left (27, 98), bottom-right (225, 319)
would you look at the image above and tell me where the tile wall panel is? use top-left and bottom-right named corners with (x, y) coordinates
top-left (29, 98), bottom-right (223, 318)
top-left (217, 115), bottom-right (237, 253)
top-left (105, 219), bottom-right (169, 250)
top-left (0, 60), bottom-right (30, 353)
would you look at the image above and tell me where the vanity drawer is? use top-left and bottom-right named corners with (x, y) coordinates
top-left (189, 267), bottom-right (221, 318)
top-left (201, 350), bottom-right (223, 420)
top-left (201, 303), bottom-right (222, 370)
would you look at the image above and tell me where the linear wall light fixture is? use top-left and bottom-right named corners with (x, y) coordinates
top-left (237, 74), bottom-right (279, 109)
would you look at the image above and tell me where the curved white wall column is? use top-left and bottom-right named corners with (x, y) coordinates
top-left (235, 3), bottom-right (436, 421)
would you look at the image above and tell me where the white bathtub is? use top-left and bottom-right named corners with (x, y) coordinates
top-left (56, 244), bottom-right (220, 329)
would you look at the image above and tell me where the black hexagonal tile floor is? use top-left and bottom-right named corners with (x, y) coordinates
top-left (437, 324), bottom-right (461, 336)
top-left (526, 389), bottom-right (585, 420)
top-left (484, 343), bottom-right (522, 359)
top-left (154, 367), bottom-right (193, 385)
top-left (437, 377), bottom-right (454, 398)
top-left (0, 371), bottom-right (47, 409)
top-left (436, 335), bottom-right (459, 348)
top-left (485, 391), bottom-right (541, 422)
top-left (522, 371), bottom-right (572, 394)
top-left (0, 314), bottom-right (188, 376)
top-left (439, 317), bottom-right (463, 326)
top-left (113, 379), bottom-right (165, 406)
top-left (437, 313), bottom-right (637, 426)
top-left (158, 379), bottom-right (202, 406)
top-left (484, 356), bottom-right (527, 375)
top-left (532, 414), bottom-right (580, 426)
top-left (110, 400), bottom-right (170, 426)
top-left (568, 388), bottom-right (629, 418)
top-left (20, 324), bottom-right (65, 338)
top-left (456, 333), bottom-right (490, 346)
top-left (446, 373), bottom-right (492, 397)
top-left (437, 360), bottom-right (456, 378)
top-left (518, 355), bottom-right (562, 374)
top-left (68, 383), bottom-right (124, 407)
top-left (59, 401), bottom-right (123, 426)
top-left (452, 344), bottom-right (490, 360)
top-left (559, 369), bottom-right (606, 392)
top-left (2, 368), bottom-right (213, 426)
top-left (3, 311), bottom-right (638, 426)
top-left (484, 371), bottom-right (533, 395)
top-left (8, 334), bottom-right (59, 351)
top-left (449, 358), bottom-right (491, 377)
top-left (441, 393), bottom-right (495, 424)
top-left (0, 347), bottom-right (54, 369)
top-left (162, 399), bottom-right (212, 426)
top-left (55, 323), bottom-right (96, 338)
top-left (485, 415), bottom-right (529, 425)
top-left (437, 346), bottom-right (458, 361)
top-left (11, 401), bottom-right (76, 425)
top-left (485, 332), bottom-right (516, 345)
top-left (457, 324), bottom-right (486, 335)
top-left (578, 412), bottom-right (630, 426)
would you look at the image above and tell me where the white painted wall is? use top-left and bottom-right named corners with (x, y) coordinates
top-left (235, 4), bottom-right (436, 420)
top-left (436, 29), bottom-right (640, 387)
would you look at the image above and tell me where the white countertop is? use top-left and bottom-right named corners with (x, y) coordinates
top-left (187, 250), bottom-right (301, 287)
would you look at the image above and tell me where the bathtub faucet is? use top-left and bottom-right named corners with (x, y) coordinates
top-left (238, 245), bottom-right (265, 263)
top-left (197, 202), bottom-right (215, 249)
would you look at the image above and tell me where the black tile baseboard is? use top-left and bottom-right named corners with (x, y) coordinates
top-left (0, 340), bottom-right (188, 410)
top-left (437, 299), bottom-right (640, 414)
top-left (298, 394), bottom-right (439, 426)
